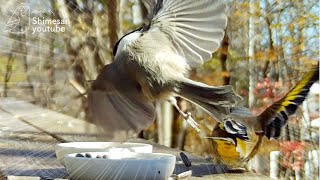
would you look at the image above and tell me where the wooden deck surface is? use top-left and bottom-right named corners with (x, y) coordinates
top-left (0, 98), bottom-right (271, 180)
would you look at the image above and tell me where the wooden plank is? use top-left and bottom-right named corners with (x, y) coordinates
top-left (7, 176), bottom-right (69, 180)
top-left (0, 98), bottom-right (271, 179)
top-left (0, 98), bottom-right (103, 142)
top-left (190, 173), bottom-right (273, 179)
top-left (7, 176), bottom-right (40, 180)
top-left (0, 98), bottom-right (231, 178)
top-left (0, 108), bottom-right (68, 179)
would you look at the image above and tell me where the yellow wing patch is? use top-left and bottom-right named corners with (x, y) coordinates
top-left (278, 68), bottom-right (318, 112)
top-left (263, 63), bottom-right (319, 139)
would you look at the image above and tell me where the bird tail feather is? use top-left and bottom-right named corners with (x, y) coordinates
top-left (175, 79), bottom-right (242, 121)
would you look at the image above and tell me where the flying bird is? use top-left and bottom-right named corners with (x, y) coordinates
top-left (2, 3), bottom-right (30, 34)
top-left (87, 0), bottom-right (241, 139)
top-left (230, 63), bottom-right (319, 139)
top-left (208, 63), bottom-right (319, 165)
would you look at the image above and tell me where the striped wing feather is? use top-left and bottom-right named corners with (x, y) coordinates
top-left (146, 0), bottom-right (227, 67)
top-left (261, 64), bottom-right (319, 139)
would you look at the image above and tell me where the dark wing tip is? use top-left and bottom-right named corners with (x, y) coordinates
top-left (264, 116), bottom-right (285, 139)
top-left (262, 63), bottom-right (319, 139)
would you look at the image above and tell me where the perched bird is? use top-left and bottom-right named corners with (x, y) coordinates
top-left (87, 0), bottom-right (241, 139)
top-left (2, 3), bottom-right (30, 34)
top-left (208, 63), bottom-right (319, 165)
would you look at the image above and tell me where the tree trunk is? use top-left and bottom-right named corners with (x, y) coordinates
top-left (263, 0), bottom-right (274, 78)
top-left (21, 33), bottom-right (36, 102)
top-left (219, 34), bottom-right (230, 85)
top-left (248, 0), bottom-right (255, 109)
top-left (3, 45), bottom-right (15, 97)
top-left (156, 102), bottom-right (173, 147)
top-left (106, 0), bottom-right (119, 59)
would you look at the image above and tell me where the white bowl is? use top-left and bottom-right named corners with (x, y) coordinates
top-left (65, 152), bottom-right (176, 180)
top-left (55, 142), bottom-right (153, 165)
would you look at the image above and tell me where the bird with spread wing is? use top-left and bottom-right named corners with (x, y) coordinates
top-left (207, 63), bottom-right (319, 166)
top-left (87, 0), bottom-right (241, 140)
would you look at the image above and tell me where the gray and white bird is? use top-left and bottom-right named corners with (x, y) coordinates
top-left (88, 0), bottom-right (241, 139)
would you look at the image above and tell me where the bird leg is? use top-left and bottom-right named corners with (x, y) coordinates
top-left (168, 97), bottom-right (200, 133)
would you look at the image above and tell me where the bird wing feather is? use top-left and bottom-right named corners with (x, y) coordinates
top-left (144, 0), bottom-right (227, 67)
top-left (87, 81), bottom-right (156, 140)
top-left (261, 63), bottom-right (319, 139)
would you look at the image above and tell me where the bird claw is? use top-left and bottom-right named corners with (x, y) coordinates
top-left (177, 109), bottom-right (200, 133)
top-left (185, 112), bottom-right (200, 133)
top-left (168, 98), bottom-right (200, 133)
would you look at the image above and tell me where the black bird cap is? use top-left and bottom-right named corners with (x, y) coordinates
top-left (112, 0), bottom-right (165, 57)
top-left (112, 27), bottom-right (143, 57)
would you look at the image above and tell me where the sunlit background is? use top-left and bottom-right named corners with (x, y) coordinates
top-left (0, 0), bottom-right (319, 179)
